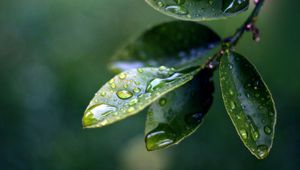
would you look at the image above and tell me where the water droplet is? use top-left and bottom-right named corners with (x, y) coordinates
top-left (174, 0), bottom-right (185, 5)
top-left (133, 87), bottom-right (141, 93)
top-left (146, 123), bottom-right (176, 151)
top-left (101, 92), bottom-right (106, 97)
top-left (109, 79), bottom-right (114, 84)
top-left (116, 90), bottom-right (133, 100)
top-left (166, 5), bottom-right (188, 15)
top-left (137, 68), bottom-right (144, 73)
top-left (228, 64), bottom-right (233, 69)
top-left (251, 129), bottom-right (260, 141)
top-left (110, 83), bottom-right (116, 89)
top-left (264, 126), bottom-right (272, 134)
top-left (127, 107), bottom-right (135, 113)
top-left (157, 1), bottom-right (164, 7)
top-left (240, 129), bottom-right (248, 139)
top-left (229, 89), bottom-right (234, 95)
top-left (230, 101), bottom-right (236, 110)
top-left (118, 73), bottom-right (127, 80)
top-left (134, 81), bottom-right (141, 85)
top-left (123, 84), bottom-right (128, 88)
top-left (236, 112), bottom-right (242, 119)
top-left (129, 98), bottom-right (138, 106)
top-left (83, 104), bottom-right (117, 127)
top-left (257, 145), bottom-right (269, 159)
top-left (159, 65), bottom-right (167, 71)
top-left (146, 73), bottom-right (183, 92)
top-left (159, 98), bottom-right (167, 106)
top-left (222, 0), bottom-right (248, 13)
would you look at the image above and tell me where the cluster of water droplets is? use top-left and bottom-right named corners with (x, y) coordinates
top-left (220, 54), bottom-right (275, 158)
top-left (83, 66), bottom-right (191, 128)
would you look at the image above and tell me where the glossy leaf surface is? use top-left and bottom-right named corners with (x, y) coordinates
top-left (110, 21), bottom-right (220, 73)
top-left (219, 51), bottom-right (276, 159)
top-left (145, 0), bottom-right (249, 21)
top-left (145, 68), bottom-right (214, 151)
top-left (83, 66), bottom-right (198, 128)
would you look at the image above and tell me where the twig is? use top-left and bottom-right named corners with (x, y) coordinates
top-left (204, 0), bottom-right (265, 70)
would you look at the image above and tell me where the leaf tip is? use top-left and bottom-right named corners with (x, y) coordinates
top-left (82, 110), bottom-right (102, 129)
top-left (145, 123), bottom-right (177, 151)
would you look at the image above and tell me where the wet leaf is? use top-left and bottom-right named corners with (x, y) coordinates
top-left (110, 21), bottom-right (220, 73)
top-left (145, 0), bottom-right (249, 21)
top-left (83, 66), bottom-right (199, 128)
top-left (145, 68), bottom-right (214, 151)
top-left (219, 51), bottom-right (276, 159)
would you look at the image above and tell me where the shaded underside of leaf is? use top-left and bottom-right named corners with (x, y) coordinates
top-left (145, 0), bottom-right (249, 21)
top-left (145, 68), bottom-right (214, 151)
top-left (110, 21), bottom-right (220, 73)
top-left (82, 66), bottom-right (198, 129)
top-left (219, 51), bottom-right (276, 159)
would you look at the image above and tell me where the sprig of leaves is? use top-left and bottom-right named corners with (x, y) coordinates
top-left (82, 0), bottom-right (276, 159)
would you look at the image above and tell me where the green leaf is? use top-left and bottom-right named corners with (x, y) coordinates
top-left (82, 66), bottom-right (199, 128)
top-left (110, 21), bottom-right (220, 73)
top-left (145, 68), bottom-right (214, 151)
top-left (219, 51), bottom-right (276, 159)
top-left (145, 0), bottom-right (249, 21)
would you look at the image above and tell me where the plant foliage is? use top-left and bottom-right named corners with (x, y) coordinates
top-left (82, 0), bottom-right (276, 159)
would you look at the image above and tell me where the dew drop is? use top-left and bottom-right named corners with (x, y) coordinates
top-left (251, 129), bottom-right (260, 141)
top-left (137, 68), bottom-right (144, 73)
top-left (264, 126), bottom-right (272, 134)
top-left (146, 123), bottom-right (176, 151)
top-left (116, 90), bottom-right (133, 100)
top-left (118, 73), bottom-right (127, 80)
top-left (174, 0), bottom-right (185, 5)
top-left (159, 65), bottom-right (167, 71)
top-left (134, 81), bottom-right (141, 85)
top-left (83, 104), bottom-right (117, 127)
top-left (230, 101), bottom-right (236, 110)
top-left (110, 83), bottom-right (116, 89)
top-left (129, 98), bottom-right (138, 106)
top-left (240, 129), bottom-right (248, 139)
top-left (127, 107), bottom-right (135, 113)
top-left (166, 5), bottom-right (188, 15)
top-left (257, 145), bottom-right (269, 159)
top-left (229, 89), bottom-right (234, 95)
top-left (101, 92), bottom-right (106, 97)
top-left (159, 98), bottom-right (167, 106)
top-left (146, 73), bottom-right (183, 93)
top-left (236, 112), bottom-right (242, 119)
top-left (133, 87), bottom-right (141, 93)
top-left (110, 79), bottom-right (115, 84)
top-left (157, 1), bottom-right (164, 7)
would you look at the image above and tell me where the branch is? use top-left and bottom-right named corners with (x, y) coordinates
top-left (204, 0), bottom-right (265, 70)
top-left (228, 0), bottom-right (265, 47)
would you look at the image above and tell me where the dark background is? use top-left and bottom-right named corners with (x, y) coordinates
top-left (1, 0), bottom-right (299, 169)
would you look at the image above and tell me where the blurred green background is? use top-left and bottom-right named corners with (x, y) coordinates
top-left (1, 0), bottom-right (299, 169)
